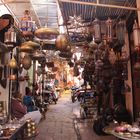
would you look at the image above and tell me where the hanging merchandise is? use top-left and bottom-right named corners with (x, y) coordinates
top-left (93, 18), bottom-right (101, 44)
top-left (9, 56), bottom-right (17, 69)
top-left (20, 10), bottom-right (35, 38)
top-left (55, 34), bottom-right (69, 51)
top-left (22, 55), bottom-right (32, 70)
top-left (35, 28), bottom-right (59, 40)
top-left (116, 19), bottom-right (126, 47)
top-left (4, 25), bottom-right (16, 44)
top-left (32, 50), bottom-right (45, 61)
top-left (132, 20), bottom-right (140, 70)
top-left (109, 49), bottom-right (117, 64)
top-left (20, 44), bottom-right (33, 53)
top-left (106, 18), bottom-right (113, 44)
top-left (20, 10), bottom-right (34, 32)
top-left (133, 20), bottom-right (140, 47)
top-left (133, 20), bottom-right (140, 52)
top-left (22, 41), bottom-right (40, 50)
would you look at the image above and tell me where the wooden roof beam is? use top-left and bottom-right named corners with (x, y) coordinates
top-left (59, 0), bottom-right (139, 11)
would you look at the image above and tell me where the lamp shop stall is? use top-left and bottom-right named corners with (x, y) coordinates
top-left (58, 0), bottom-right (140, 139)
top-left (0, 10), bottom-right (60, 139)
top-left (0, 0), bottom-right (139, 139)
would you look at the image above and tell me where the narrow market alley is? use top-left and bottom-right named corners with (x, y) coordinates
top-left (34, 93), bottom-right (117, 140)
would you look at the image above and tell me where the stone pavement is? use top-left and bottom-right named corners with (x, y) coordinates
top-left (34, 94), bottom-right (117, 140)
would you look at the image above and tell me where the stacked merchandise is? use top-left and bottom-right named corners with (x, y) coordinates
top-left (80, 90), bottom-right (97, 119)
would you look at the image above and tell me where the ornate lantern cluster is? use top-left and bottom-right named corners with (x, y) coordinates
top-left (20, 10), bottom-right (36, 38)
top-left (21, 10), bottom-right (33, 31)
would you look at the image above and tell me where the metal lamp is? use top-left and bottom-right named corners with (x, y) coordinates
top-left (133, 20), bottom-right (140, 70)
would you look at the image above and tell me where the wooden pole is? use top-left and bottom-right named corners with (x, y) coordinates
top-left (136, 0), bottom-right (140, 26)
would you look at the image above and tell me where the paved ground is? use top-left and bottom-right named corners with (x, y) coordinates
top-left (34, 94), bottom-right (117, 140)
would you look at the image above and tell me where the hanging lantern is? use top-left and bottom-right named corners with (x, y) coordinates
top-left (133, 20), bottom-right (140, 52)
top-left (132, 20), bottom-right (140, 71)
top-left (22, 41), bottom-right (40, 50)
top-left (116, 19), bottom-right (126, 47)
top-left (35, 28), bottom-right (59, 40)
top-left (20, 44), bottom-right (33, 53)
top-left (9, 56), bottom-right (17, 69)
top-left (22, 55), bottom-right (32, 70)
top-left (4, 25), bottom-right (16, 50)
top-left (21, 10), bottom-right (33, 31)
top-left (20, 10), bottom-right (35, 37)
top-left (32, 50), bottom-right (45, 60)
top-left (93, 18), bottom-right (101, 44)
top-left (106, 18), bottom-right (113, 44)
top-left (55, 34), bottom-right (69, 51)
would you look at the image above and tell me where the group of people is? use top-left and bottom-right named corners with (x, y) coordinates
top-left (11, 87), bottom-right (42, 125)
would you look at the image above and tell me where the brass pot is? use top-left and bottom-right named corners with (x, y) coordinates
top-left (35, 28), bottom-right (59, 39)
top-left (20, 45), bottom-right (33, 53)
top-left (55, 34), bottom-right (69, 51)
top-left (22, 41), bottom-right (40, 50)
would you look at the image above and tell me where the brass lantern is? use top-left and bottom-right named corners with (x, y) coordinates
top-left (20, 44), bottom-right (33, 53)
top-left (133, 20), bottom-right (140, 52)
top-left (4, 25), bottom-right (16, 51)
top-left (116, 19), bottom-right (125, 47)
top-left (55, 34), bottom-right (69, 51)
top-left (4, 26), bottom-right (16, 45)
top-left (93, 18), bottom-right (101, 44)
top-left (20, 10), bottom-right (35, 37)
top-left (133, 20), bottom-right (140, 70)
top-left (9, 56), bottom-right (17, 69)
top-left (22, 55), bottom-right (32, 70)
top-left (22, 41), bottom-right (40, 50)
top-left (35, 28), bottom-right (59, 40)
top-left (106, 18), bottom-right (113, 44)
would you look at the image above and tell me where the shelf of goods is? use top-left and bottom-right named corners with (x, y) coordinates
top-left (80, 91), bottom-right (97, 119)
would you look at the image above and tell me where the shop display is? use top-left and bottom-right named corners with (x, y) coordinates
top-left (116, 19), bottom-right (125, 47)
top-left (20, 10), bottom-right (33, 31)
top-left (35, 27), bottom-right (59, 40)
top-left (80, 90), bottom-right (96, 119)
top-left (55, 34), bottom-right (69, 51)
top-left (4, 26), bottom-right (16, 46)
top-left (22, 55), bottom-right (32, 70)
top-left (0, 1), bottom-right (139, 140)
top-left (112, 123), bottom-right (140, 139)
top-left (0, 120), bottom-right (26, 139)
top-left (93, 18), bottom-right (101, 44)
top-left (21, 41), bottom-right (40, 50)
top-left (106, 18), bottom-right (113, 44)
top-left (25, 119), bottom-right (37, 137)
top-left (9, 56), bottom-right (17, 69)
